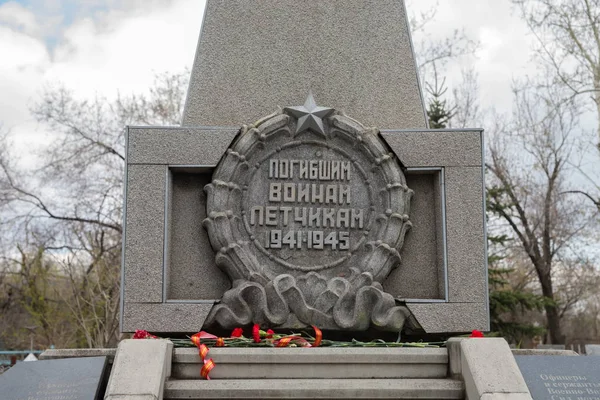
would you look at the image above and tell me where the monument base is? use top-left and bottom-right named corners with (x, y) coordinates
top-left (35, 338), bottom-right (542, 400)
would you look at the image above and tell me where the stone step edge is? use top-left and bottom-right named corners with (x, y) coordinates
top-left (173, 347), bottom-right (448, 364)
top-left (171, 363), bottom-right (448, 380)
top-left (164, 378), bottom-right (464, 399)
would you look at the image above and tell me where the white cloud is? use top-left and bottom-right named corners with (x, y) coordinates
top-left (0, 0), bottom-right (205, 164)
top-left (0, 2), bottom-right (39, 35)
top-left (45, 0), bottom-right (205, 98)
top-left (0, 26), bottom-right (49, 123)
top-left (0, 0), bottom-right (596, 153)
top-left (408, 0), bottom-right (537, 115)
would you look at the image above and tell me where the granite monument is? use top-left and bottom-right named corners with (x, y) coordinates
top-left (121, 0), bottom-right (488, 335)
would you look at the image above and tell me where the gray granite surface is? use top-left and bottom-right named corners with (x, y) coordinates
top-left (183, 0), bottom-right (427, 130)
top-left (381, 130), bottom-right (483, 167)
top-left (127, 126), bottom-right (237, 165)
top-left (445, 166), bottom-right (486, 304)
top-left (0, 356), bottom-right (108, 400)
top-left (121, 302), bottom-right (214, 333)
top-left (123, 164), bottom-right (166, 303)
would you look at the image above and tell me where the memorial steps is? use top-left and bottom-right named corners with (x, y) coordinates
top-left (164, 379), bottom-right (464, 399)
top-left (163, 347), bottom-right (465, 400)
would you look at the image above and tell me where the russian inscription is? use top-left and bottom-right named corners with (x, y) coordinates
top-left (203, 96), bottom-right (413, 331)
top-left (516, 356), bottom-right (600, 400)
top-left (244, 143), bottom-right (372, 271)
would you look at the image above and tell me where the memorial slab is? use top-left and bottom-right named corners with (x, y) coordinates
top-left (0, 356), bottom-right (108, 400)
top-left (515, 356), bottom-right (600, 400)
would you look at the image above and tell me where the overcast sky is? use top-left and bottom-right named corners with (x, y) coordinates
top-left (0, 0), bottom-right (575, 157)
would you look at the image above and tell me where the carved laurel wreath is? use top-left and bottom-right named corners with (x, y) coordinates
top-left (203, 108), bottom-right (413, 330)
top-left (204, 109), bottom-right (412, 285)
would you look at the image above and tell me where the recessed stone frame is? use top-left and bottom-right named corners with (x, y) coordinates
top-left (121, 126), bottom-right (487, 334)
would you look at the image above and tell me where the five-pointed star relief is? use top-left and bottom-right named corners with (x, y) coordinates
top-left (284, 92), bottom-right (334, 137)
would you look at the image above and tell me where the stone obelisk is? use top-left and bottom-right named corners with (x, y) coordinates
top-left (182, 0), bottom-right (427, 130)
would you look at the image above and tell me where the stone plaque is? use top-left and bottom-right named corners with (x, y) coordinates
top-left (204, 94), bottom-right (413, 331)
top-left (515, 355), bottom-right (600, 400)
top-left (0, 356), bottom-right (108, 400)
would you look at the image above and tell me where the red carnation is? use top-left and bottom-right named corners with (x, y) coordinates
top-left (252, 324), bottom-right (261, 343)
top-left (231, 327), bottom-right (244, 338)
top-left (132, 330), bottom-right (156, 339)
top-left (470, 330), bottom-right (484, 338)
top-left (266, 329), bottom-right (275, 339)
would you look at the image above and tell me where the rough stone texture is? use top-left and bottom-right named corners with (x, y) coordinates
top-left (124, 165), bottom-right (166, 303)
top-left (183, 0), bottom-right (427, 130)
top-left (447, 337), bottom-right (464, 377)
top-left (480, 394), bottom-right (533, 400)
top-left (173, 360), bottom-right (446, 380)
top-left (105, 339), bottom-right (172, 400)
top-left (173, 347), bottom-right (448, 363)
top-left (122, 303), bottom-right (213, 333)
top-left (386, 172), bottom-right (443, 299)
top-left (40, 348), bottom-right (117, 362)
top-left (171, 347), bottom-right (448, 381)
top-left (535, 344), bottom-right (565, 350)
top-left (380, 129), bottom-right (488, 308)
top-left (164, 378), bottom-right (464, 399)
top-left (586, 344), bottom-right (600, 355)
top-left (127, 127), bottom-right (238, 165)
top-left (203, 110), bottom-right (413, 331)
top-left (167, 171), bottom-right (230, 300)
top-left (121, 126), bottom-right (488, 333)
top-left (511, 349), bottom-right (578, 356)
top-left (381, 130), bottom-right (483, 167)
top-left (445, 167), bottom-right (486, 303)
top-left (460, 338), bottom-right (531, 400)
top-left (406, 303), bottom-right (488, 333)
top-left (165, 170), bottom-right (445, 302)
top-left (434, 171), bottom-right (446, 297)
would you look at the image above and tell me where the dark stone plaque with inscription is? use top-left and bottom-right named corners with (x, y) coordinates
top-left (0, 356), bottom-right (108, 400)
top-left (516, 356), bottom-right (600, 400)
top-left (203, 94), bottom-right (413, 332)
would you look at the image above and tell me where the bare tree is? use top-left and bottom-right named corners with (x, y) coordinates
top-left (487, 85), bottom-right (599, 344)
top-left (406, 0), bottom-right (479, 97)
top-left (0, 71), bottom-right (188, 347)
top-left (513, 0), bottom-right (600, 139)
top-left (553, 258), bottom-right (600, 320)
top-left (54, 233), bottom-right (121, 348)
top-left (450, 67), bottom-right (482, 128)
top-left (513, 0), bottom-right (600, 212)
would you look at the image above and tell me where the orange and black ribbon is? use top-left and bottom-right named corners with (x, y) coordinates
top-left (198, 344), bottom-right (215, 380)
top-left (274, 335), bottom-right (311, 347)
top-left (312, 325), bottom-right (322, 347)
top-left (190, 332), bottom-right (202, 347)
top-left (190, 334), bottom-right (215, 380)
